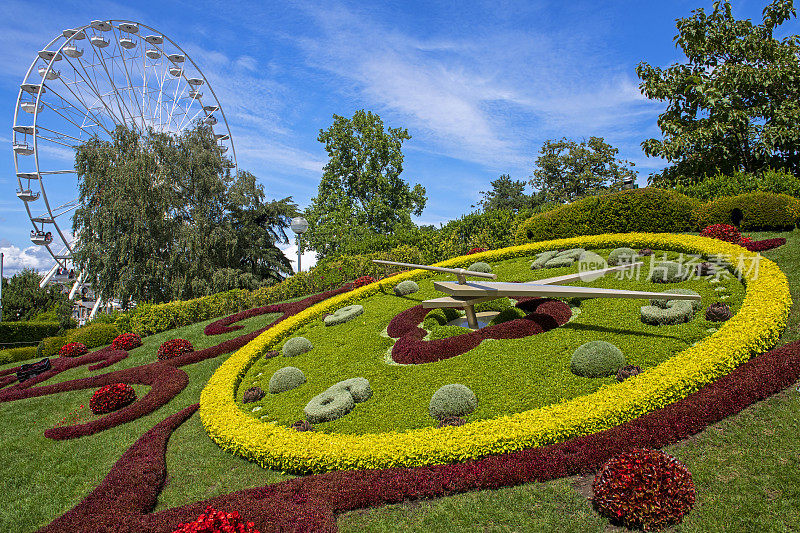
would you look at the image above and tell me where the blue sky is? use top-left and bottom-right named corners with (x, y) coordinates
top-left (0, 0), bottom-right (794, 276)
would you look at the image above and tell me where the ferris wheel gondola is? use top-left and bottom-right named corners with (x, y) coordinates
top-left (11, 19), bottom-right (237, 320)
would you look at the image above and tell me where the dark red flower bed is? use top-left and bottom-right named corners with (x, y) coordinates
top-left (90, 383), bottom-right (138, 414)
top-left (38, 339), bottom-right (800, 532)
top-left (172, 505), bottom-right (261, 533)
top-left (743, 238), bottom-right (786, 252)
top-left (353, 276), bottom-right (376, 288)
top-left (701, 224), bottom-right (742, 244)
top-left (388, 298), bottom-right (571, 364)
top-left (59, 342), bottom-right (88, 357)
top-left (158, 339), bottom-right (195, 361)
top-left (113, 332), bottom-right (143, 351)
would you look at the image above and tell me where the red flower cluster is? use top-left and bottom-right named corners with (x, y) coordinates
top-left (592, 448), bottom-right (695, 530)
top-left (467, 247), bottom-right (487, 254)
top-left (59, 342), bottom-right (88, 358)
top-left (353, 275), bottom-right (376, 288)
top-left (112, 333), bottom-right (142, 351)
top-left (700, 224), bottom-right (743, 244)
top-left (89, 383), bottom-right (137, 415)
top-left (157, 339), bottom-right (195, 361)
top-left (172, 506), bottom-right (260, 533)
top-left (743, 237), bottom-right (786, 252)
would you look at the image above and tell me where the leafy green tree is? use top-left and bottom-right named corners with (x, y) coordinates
top-left (302, 110), bottom-right (427, 258)
top-left (477, 174), bottom-right (545, 212)
top-left (530, 137), bottom-right (636, 203)
top-left (637, 0), bottom-right (800, 186)
top-left (1, 269), bottom-right (71, 323)
top-left (73, 124), bottom-right (296, 307)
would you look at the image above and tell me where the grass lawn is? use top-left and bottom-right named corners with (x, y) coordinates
top-left (0, 230), bottom-right (798, 532)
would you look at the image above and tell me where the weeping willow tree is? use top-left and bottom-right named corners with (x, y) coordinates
top-left (73, 124), bottom-right (296, 307)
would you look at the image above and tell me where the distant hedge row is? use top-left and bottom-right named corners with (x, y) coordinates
top-left (515, 189), bottom-right (800, 243)
top-left (0, 321), bottom-right (61, 348)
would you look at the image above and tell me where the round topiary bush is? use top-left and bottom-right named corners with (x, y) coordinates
top-left (89, 383), bottom-right (137, 414)
top-left (649, 261), bottom-right (688, 283)
top-left (423, 308), bottom-right (461, 329)
top-left (607, 247), bottom-right (638, 266)
top-left (393, 280), bottom-right (420, 296)
top-left (705, 302), bottom-right (733, 322)
top-left (156, 338), bottom-right (194, 360)
top-left (111, 332), bottom-right (142, 351)
top-left (428, 384), bottom-right (478, 420)
top-left (282, 336), bottom-right (313, 357)
top-left (649, 289), bottom-right (702, 312)
top-left (242, 386), bottom-right (265, 403)
top-left (67, 323), bottom-right (121, 349)
top-left (693, 191), bottom-right (800, 231)
top-left (488, 306), bottom-right (527, 325)
top-left (640, 300), bottom-right (695, 325)
top-left (37, 336), bottom-right (68, 359)
top-left (592, 448), bottom-right (696, 530)
top-left (335, 377), bottom-right (373, 403)
top-left (531, 250), bottom-right (559, 269)
top-left (474, 297), bottom-right (513, 313)
top-left (570, 341), bottom-right (626, 378)
top-left (324, 305), bottom-right (364, 326)
top-left (304, 387), bottom-right (356, 424)
top-left (467, 261), bottom-right (492, 273)
top-left (269, 367), bottom-right (307, 394)
top-left (58, 342), bottom-right (88, 358)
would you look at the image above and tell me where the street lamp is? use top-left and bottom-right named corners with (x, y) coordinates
top-left (290, 217), bottom-right (309, 273)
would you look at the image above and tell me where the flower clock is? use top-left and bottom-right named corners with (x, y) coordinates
top-left (200, 232), bottom-right (791, 474)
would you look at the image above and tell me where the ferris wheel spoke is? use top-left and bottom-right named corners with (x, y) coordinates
top-left (40, 96), bottom-right (114, 138)
top-left (36, 125), bottom-right (91, 145)
top-left (93, 30), bottom-right (141, 130)
top-left (46, 71), bottom-right (117, 135)
top-left (115, 36), bottom-right (147, 132)
top-left (66, 52), bottom-right (126, 127)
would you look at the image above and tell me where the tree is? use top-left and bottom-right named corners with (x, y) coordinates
top-left (477, 174), bottom-right (544, 212)
top-left (302, 110), bottom-right (427, 258)
top-left (1, 269), bottom-right (71, 323)
top-left (637, 0), bottom-right (800, 186)
top-left (73, 124), bottom-right (296, 307)
top-left (530, 137), bottom-right (636, 203)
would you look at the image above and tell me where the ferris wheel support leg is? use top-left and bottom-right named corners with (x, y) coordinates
top-left (69, 271), bottom-right (86, 300)
top-left (89, 295), bottom-right (103, 321)
top-left (40, 262), bottom-right (60, 287)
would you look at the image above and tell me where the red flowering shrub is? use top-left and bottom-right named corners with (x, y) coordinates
top-left (157, 339), bottom-right (194, 361)
top-left (467, 247), bottom-right (487, 254)
top-left (89, 383), bottom-right (137, 415)
top-left (172, 506), bottom-right (261, 533)
top-left (112, 332), bottom-right (142, 351)
top-left (700, 224), bottom-right (742, 244)
top-left (353, 276), bottom-right (376, 288)
top-left (592, 448), bottom-right (695, 531)
top-left (59, 342), bottom-right (88, 358)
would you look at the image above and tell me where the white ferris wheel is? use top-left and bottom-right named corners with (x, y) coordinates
top-left (12, 19), bottom-right (236, 318)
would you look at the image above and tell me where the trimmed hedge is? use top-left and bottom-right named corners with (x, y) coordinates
top-left (68, 323), bottom-right (121, 349)
top-left (515, 189), bottom-right (701, 243)
top-left (0, 346), bottom-right (38, 365)
top-left (0, 321), bottom-right (61, 348)
top-left (692, 192), bottom-right (800, 231)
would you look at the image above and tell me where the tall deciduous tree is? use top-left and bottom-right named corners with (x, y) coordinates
top-left (0, 269), bottom-right (71, 323)
top-left (303, 110), bottom-right (427, 258)
top-left (637, 0), bottom-right (800, 186)
top-left (530, 137), bottom-right (636, 203)
top-left (73, 124), bottom-right (296, 307)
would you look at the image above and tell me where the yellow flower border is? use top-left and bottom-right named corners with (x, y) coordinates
top-left (200, 233), bottom-right (791, 473)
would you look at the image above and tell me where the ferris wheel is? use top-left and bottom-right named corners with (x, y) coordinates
top-left (12, 19), bottom-right (236, 317)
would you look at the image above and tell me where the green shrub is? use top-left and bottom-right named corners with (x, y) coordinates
top-left (323, 305), bottom-right (364, 326)
top-left (673, 168), bottom-right (800, 200)
top-left (467, 261), bottom-right (492, 273)
top-left (692, 191), bottom-right (800, 231)
top-left (67, 323), bottom-right (120, 348)
top-left (428, 384), bottom-right (478, 420)
top-left (422, 308), bottom-right (460, 329)
top-left (516, 188), bottom-right (700, 243)
top-left (428, 325), bottom-right (472, 341)
top-left (37, 336), bottom-right (68, 359)
top-left (570, 341), bottom-right (626, 378)
top-left (531, 250), bottom-right (559, 269)
top-left (474, 297), bottom-right (513, 313)
top-left (0, 346), bottom-right (39, 365)
top-left (641, 300), bottom-right (695, 325)
top-left (0, 321), bottom-right (61, 348)
top-left (268, 367), bottom-right (307, 394)
top-left (649, 289), bottom-right (702, 313)
top-left (488, 307), bottom-right (527, 325)
top-left (303, 378), bottom-right (372, 423)
top-left (649, 261), bottom-right (689, 283)
top-left (607, 247), bottom-right (638, 266)
top-left (334, 377), bottom-right (373, 403)
top-left (393, 280), bottom-right (419, 296)
top-left (282, 337), bottom-right (313, 357)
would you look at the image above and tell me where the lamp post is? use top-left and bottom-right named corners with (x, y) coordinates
top-left (290, 217), bottom-right (309, 273)
top-left (0, 253), bottom-right (4, 322)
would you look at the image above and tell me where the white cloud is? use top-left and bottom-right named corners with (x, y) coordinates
top-left (276, 242), bottom-right (317, 272)
top-left (0, 244), bottom-right (54, 276)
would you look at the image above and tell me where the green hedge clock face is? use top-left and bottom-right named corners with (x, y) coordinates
top-left (200, 233), bottom-right (791, 474)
